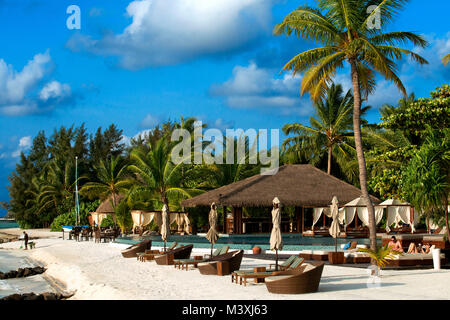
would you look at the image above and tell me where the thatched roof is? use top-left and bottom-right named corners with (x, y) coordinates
top-left (95, 194), bottom-right (125, 214)
top-left (181, 164), bottom-right (379, 208)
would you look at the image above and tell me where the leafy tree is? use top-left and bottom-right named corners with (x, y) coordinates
top-left (274, 0), bottom-right (428, 250)
top-left (89, 124), bottom-right (125, 166)
top-left (381, 85), bottom-right (450, 145)
top-left (400, 128), bottom-right (449, 237)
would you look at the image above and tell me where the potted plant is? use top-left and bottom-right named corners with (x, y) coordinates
top-left (252, 246), bottom-right (262, 255)
top-left (358, 244), bottom-right (402, 275)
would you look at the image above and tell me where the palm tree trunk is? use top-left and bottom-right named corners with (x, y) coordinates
top-left (444, 197), bottom-right (449, 240)
top-left (350, 59), bottom-right (377, 251)
top-left (327, 145), bottom-right (332, 175)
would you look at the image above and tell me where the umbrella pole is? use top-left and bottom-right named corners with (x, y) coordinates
top-left (275, 249), bottom-right (279, 271)
top-left (164, 240), bottom-right (166, 253)
top-left (211, 243), bottom-right (213, 257)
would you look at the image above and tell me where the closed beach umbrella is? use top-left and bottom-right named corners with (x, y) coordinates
top-left (161, 204), bottom-right (170, 252)
top-left (270, 197), bottom-right (283, 271)
top-left (206, 203), bottom-right (220, 256)
top-left (329, 196), bottom-right (340, 252)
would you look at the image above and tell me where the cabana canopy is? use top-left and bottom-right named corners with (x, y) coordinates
top-left (130, 210), bottom-right (190, 234)
top-left (182, 165), bottom-right (379, 208)
top-left (378, 199), bottom-right (419, 233)
top-left (343, 196), bottom-right (384, 227)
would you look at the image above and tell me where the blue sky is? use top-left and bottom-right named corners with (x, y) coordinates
top-left (0, 0), bottom-right (449, 215)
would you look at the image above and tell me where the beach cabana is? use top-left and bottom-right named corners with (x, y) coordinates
top-left (378, 199), bottom-right (419, 233)
top-left (130, 210), bottom-right (191, 234)
top-left (342, 197), bottom-right (383, 237)
top-left (182, 164), bottom-right (379, 235)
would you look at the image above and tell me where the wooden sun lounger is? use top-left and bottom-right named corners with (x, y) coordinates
top-left (137, 242), bottom-right (178, 261)
top-left (154, 245), bottom-right (194, 265)
top-left (121, 239), bottom-right (152, 258)
top-left (238, 265), bottom-right (307, 286)
top-left (265, 262), bottom-right (325, 294)
top-left (174, 246), bottom-right (230, 270)
top-left (197, 250), bottom-right (244, 276)
top-left (231, 257), bottom-right (305, 286)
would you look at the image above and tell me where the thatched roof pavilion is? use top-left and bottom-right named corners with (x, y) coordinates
top-left (182, 164), bottom-right (379, 208)
top-left (182, 165), bottom-right (379, 235)
top-left (95, 194), bottom-right (125, 214)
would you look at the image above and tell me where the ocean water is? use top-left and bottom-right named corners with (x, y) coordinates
top-left (0, 220), bottom-right (19, 229)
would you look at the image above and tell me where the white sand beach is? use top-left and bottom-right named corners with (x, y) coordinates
top-left (1, 233), bottom-right (450, 300)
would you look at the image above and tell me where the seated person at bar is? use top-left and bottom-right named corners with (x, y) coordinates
top-left (388, 236), bottom-right (404, 253)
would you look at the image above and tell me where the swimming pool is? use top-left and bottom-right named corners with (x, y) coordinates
top-left (115, 234), bottom-right (380, 251)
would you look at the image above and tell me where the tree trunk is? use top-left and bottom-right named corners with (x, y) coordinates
top-left (445, 197), bottom-right (449, 240)
top-left (349, 59), bottom-right (377, 251)
top-left (327, 145), bottom-right (332, 175)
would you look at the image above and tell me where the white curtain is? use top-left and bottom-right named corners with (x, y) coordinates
top-left (91, 212), bottom-right (108, 226)
top-left (338, 208), bottom-right (345, 224)
top-left (356, 207), bottom-right (384, 227)
top-left (345, 207), bottom-right (356, 226)
top-left (312, 208), bottom-right (324, 229)
top-left (131, 211), bottom-right (155, 228)
top-left (385, 206), bottom-right (416, 233)
top-left (183, 214), bottom-right (191, 234)
top-left (397, 206), bottom-right (415, 233)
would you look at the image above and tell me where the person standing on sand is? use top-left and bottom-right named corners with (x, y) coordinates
top-left (23, 231), bottom-right (28, 250)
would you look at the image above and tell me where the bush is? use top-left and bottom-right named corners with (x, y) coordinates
top-left (50, 200), bottom-right (100, 231)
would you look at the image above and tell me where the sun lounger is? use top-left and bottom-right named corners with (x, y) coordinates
top-left (174, 246), bottom-right (230, 270)
top-left (121, 239), bottom-right (152, 258)
top-left (231, 257), bottom-right (305, 286)
top-left (299, 250), bottom-right (313, 260)
top-left (137, 242), bottom-right (178, 261)
top-left (311, 250), bottom-right (330, 261)
top-left (265, 262), bottom-right (325, 294)
top-left (197, 250), bottom-right (244, 276)
top-left (154, 245), bottom-right (194, 265)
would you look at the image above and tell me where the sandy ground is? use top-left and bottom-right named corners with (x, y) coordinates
top-left (1, 236), bottom-right (450, 300)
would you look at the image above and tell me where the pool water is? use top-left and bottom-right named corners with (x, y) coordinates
top-left (0, 220), bottom-right (19, 229)
top-left (115, 234), bottom-right (379, 251)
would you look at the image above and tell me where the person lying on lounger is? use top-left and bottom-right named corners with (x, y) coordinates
top-left (388, 236), bottom-right (404, 253)
top-left (407, 242), bottom-right (431, 254)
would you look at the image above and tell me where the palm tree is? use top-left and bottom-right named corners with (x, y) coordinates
top-left (27, 159), bottom-right (86, 215)
top-left (274, 0), bottom-right (428, 250)
top-left (283, 83), bottom-right (367, 176)
top-left (443, 54), bottom-right (450, 66)
top-left (379, 93), bottom-right (415, 118)
top-left (128, 135), bottom-right (201, 210)
top-left (80, 156), bottom-right (133, 222)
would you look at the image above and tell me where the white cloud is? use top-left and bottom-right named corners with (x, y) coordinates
top-left (210, 62), bottom-right (313, 115)
top-left (0, 51), bottom-right (74, 116)
top-left (39, 81), bottom-right (71, 101)
top-left (0, 51), bottom-right (51, 105)
top-left (11, 136), bottom-right (32, 158)
top-left (66, 0), bottom-right (273, 69)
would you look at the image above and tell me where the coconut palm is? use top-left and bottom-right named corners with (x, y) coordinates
top-left (128, 135), bottom-right (202, 210)
top-left (274, 0), bottom-right (428, 250)
top-left (443, 54), bottom-right (450, 66)
top-left (283, 83), bottom-right (368, 176)
top-left (27, 160), bottom-right (86, 215)
top-left (80, 156), bottom-right (133, 222)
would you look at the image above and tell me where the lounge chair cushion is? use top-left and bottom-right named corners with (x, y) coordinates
top-left (312, 250), bottom-right (329, 255)
top-left (264, 275), bottom-right (293, 283)
top-left (300, 250), bottom-right (312, 254)
top-left (302, 263), bottom-right (316, 272)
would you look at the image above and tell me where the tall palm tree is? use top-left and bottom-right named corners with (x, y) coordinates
top-left (274, 0), bottom-right (428, 250)
top-left (283, 83), bottom-right (366, 176)
top-left (80, 156), bottom-right (133, 222)
top-left (443, 54), bottom-right (450, 66)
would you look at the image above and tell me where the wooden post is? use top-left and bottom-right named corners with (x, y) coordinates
top-left (344, 207), bottom-right (347, 234)
top-left (302, 207), bottom-right (305, 234)
top-left (222, 206), bottom-right (227, 234)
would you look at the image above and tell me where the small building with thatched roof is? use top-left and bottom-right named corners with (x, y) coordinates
top-left (95, 194), bottom-right (125, 214)
top-left (182, 164), bottom-right (379, 235)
